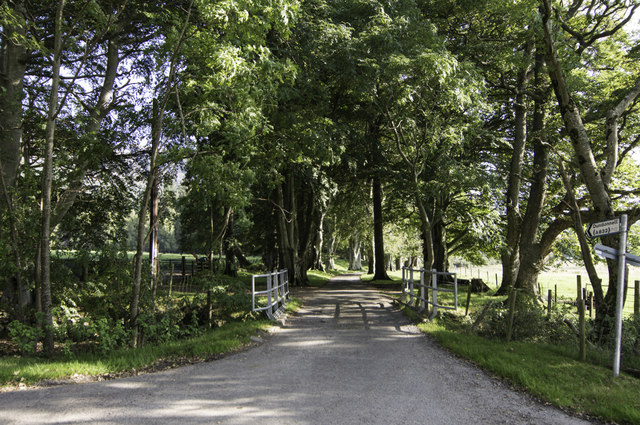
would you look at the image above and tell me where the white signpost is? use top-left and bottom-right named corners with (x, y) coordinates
top-left (588, 215), bottom-right (628, 377)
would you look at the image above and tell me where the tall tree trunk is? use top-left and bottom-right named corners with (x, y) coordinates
top-left (348, 234), bottom-right (362, 270)
top-left (297, 184), bottom-right (319, 281)
top-left (275, 174), bottom-right (298, 284)
top-left (498, 44), bottom-right (533, 295)
top-left (40, 0), bottom-right (66, 355)
top-left (324, 214), bottom-right (337, 270)
top-left (0, 161), bottom-right (25, 322)
top-left (432, 215), bottom-right (447, 273)
top-left (389, 114), bottom-right (434, 271)
top-left (130, 100), bottom-right (161, 346)
top-left (0, 0), bottom-right (27, 190)
top-left (311, 210), bottom-right (325, 270)
top-left (149, 169), bottom-right (159, 288)
top-left (372, 175), bottom-right (389, 280)
top-left (514, 52), bottom-right (548, 299)
top-left (366, 237), bottom-right (374, 275)
top-left (263, 209), bottom-right (278, 271)
top-left (130, 0), bottom-right (193, 346)
top-left (209, 201), bottom-right (216, 268)
top-left (224, 209), bottom-right (237, 277)
top-left (559, 163), bottom-right (604, 308)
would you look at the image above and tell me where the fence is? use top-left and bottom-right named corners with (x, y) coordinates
top-left (401, 267), bottom-right (458, 318)
top-left (251, 270), bottom-right (289, 320)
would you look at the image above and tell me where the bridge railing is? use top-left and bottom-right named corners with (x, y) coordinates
top-left (251, 270), bottom-right (289, 319)
top-left (401, 267), bottom-right (458, 318)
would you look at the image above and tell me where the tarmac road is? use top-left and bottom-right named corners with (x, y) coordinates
top-left (0, 275), bottom-right (594, 424)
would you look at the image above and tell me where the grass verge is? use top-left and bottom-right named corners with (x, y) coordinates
top-left (0, 320), bottom-right (274, 390)
top-left (418, 320), bottom-right (640, 424)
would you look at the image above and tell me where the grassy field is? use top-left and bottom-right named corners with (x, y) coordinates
top-left (449, 263), bottom-right (640, 317)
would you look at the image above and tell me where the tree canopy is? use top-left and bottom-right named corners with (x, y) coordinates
top-left (1, 0), bottom-right (640, 351)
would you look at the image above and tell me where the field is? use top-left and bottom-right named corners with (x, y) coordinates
top-left (450, 263), bottom-right (640, 317)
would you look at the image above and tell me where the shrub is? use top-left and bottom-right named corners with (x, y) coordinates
top-left (475, 303), bottom-right (577, 344)
top-left (7, 320), bottom-right (42, 355)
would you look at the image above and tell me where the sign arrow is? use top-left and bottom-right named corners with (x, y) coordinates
top-left (594, 244), bottom-right (640, 267)
top-left (586, 218), bottom-right (621, 238)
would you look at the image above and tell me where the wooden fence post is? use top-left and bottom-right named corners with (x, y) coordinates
top-left (168, 263), bottom-right (174, 297)
top-left (465, 285), bottom-right (472, 316)
top-left (635, 280), bottom-right (639, 319)
top-left (547, 289), bottom-right (553, 319)
top-left (207, 289), bottom-right (213, 328)
top-left (577, 275), bottom-right (582, 314)
top-left (181, 256), bottom-right (186, 286)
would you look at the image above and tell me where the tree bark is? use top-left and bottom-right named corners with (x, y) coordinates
top-left (275, 173), bottom-right (298, 284)
top-left (130, 99), bottom-right (161, 346)
top-left (40, 0), bottom-right (66, 355)
top-left (311, 209), bottom-right (325, 270)
top-left (432, 215), bottom-right (447, 273)
top-left (372, 175), bottom-right (390, 280)
top-left (432, 192), bottom-right (451, 272)
top-left (366, 237), bottom-right (374, 275)
top-left (540, 1), bottom-right (613, 219)
top-left (348, 234), bottom-right (363, 270)
top-left (149, 168), bottom-right (159, 288)
top-left (498, 44), bottom-right (534, 295)
top-left (0, 161), bottom-right (25, 322)
top-left (224, 208), bottom-right (237, 277)
top-left (0, 0), bottom-right (27, 190)
top-left (324, 214), bottom-right (337, 270)
top-left (559, 162), bottom-right (604, 308)
top-left (514, 52), bottom-right (548, 299)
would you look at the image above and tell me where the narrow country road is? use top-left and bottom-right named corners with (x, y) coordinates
top-left (1, 275), bottom-right (593, 424)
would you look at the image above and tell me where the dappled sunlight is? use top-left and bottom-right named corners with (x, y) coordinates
top-left (0, 277), bottom-right (590, 424)
top-left (104, 381), bottom-right (152, 390)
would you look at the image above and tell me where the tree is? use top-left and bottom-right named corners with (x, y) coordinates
top-left (0, 0), bottom-right (29, 190)
top-left (130, 0), bottom-right (195, 346)
top-left (540, 0), bottom-right (640, 330)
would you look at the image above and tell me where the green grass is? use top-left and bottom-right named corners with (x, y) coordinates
top-left (0, 320), bottom-right (274, 389)
top-left (419, 320), bottom-right (640, 424)
top-left (360, 270), bottom-right (403, 287)
top-left (0, 320), bottom-right (273, 387)
top-left (453, 262), bottom-right (640, 317)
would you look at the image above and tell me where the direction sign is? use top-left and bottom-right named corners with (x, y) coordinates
top-left (594, 243), bottom-right (640, 267)
top-left (586, 218), bottom-right (621, 238)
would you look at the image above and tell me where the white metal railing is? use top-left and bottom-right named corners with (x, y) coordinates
top-left (251, 270), bottom-right (289, 319)
top-left (401, 267), bottom-right (458, 318)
